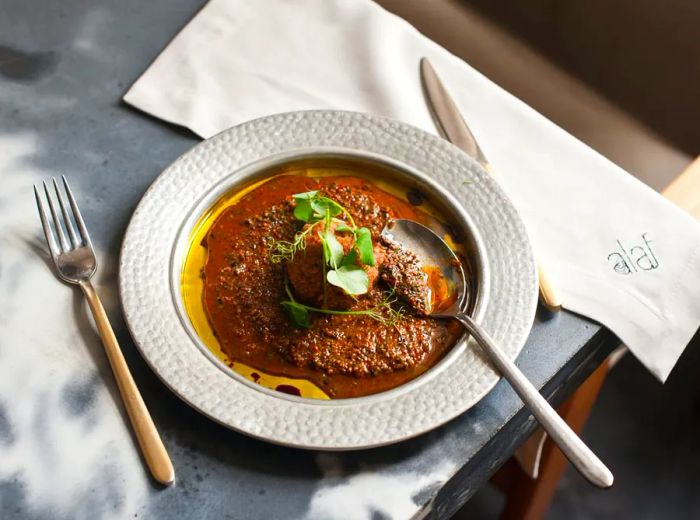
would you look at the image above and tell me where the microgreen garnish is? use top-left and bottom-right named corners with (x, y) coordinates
top-left (322, 226), bottom-right (344, 270)
top-left (326, 265), bottom-right (369, 295)
top-left (266, 190), bottom-right (400, 327)
top-left (265, 224), bottom-right (316, 264)
top-left (281, 278), bottom-right (404, 328)
top-left (354, 227), bottom-right (375, 266)
top-left (268, 190), bottom-right (376, 296)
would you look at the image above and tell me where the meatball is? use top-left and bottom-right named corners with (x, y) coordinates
top-left (378, 236), bottom-right (431, 315)
top-left (287, 221), bottom-right (383, 309)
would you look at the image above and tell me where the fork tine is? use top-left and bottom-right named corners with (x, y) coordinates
top-left (43, 180), bottom-right (69, 252)
top-left (34, 185), bottom-right (61, 259)
top-left (52, 177), bottom-right (80, 248)
top-left (61, 175), bottom-right (92, 247)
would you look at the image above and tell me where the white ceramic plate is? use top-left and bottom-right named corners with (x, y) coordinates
top-left (119, 110), bottom-right (538, 450)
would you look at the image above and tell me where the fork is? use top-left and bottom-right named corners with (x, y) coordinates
top-left (34, 176), bottom-right (174, 486)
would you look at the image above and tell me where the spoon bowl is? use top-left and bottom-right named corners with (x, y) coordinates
top-left (381, 218), bottom-right (467, 315)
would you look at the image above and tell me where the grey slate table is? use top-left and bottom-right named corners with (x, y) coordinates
top-left (0, 1), bottom-right (618, 518)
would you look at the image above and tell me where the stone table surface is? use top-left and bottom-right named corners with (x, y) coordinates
top-left (0, 0), bottom-right (618, 518)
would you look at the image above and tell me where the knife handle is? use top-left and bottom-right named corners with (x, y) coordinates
top-left (537, 262), bottom-right (562, 312)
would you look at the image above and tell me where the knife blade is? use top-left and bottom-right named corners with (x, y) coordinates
top-left (420, 58), bottom-right (490, 170)
top-left (420, 57), bottom-right (562, 312)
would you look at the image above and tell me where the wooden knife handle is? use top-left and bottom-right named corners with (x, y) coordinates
top-left (537, 262), bottom-right (562, 312)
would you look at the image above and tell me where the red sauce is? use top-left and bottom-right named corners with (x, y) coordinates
top-left (201, 175), bottom-right (462, 398)
top-left (425, 265), bottom-right (457, 313)
top-left (275, 384), bottom-right (302, 396)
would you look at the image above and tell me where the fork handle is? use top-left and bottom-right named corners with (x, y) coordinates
top-left (80, 280), bottom-right (174, 486)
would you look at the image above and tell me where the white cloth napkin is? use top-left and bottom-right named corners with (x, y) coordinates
top-left (124, 0), bottom-right (700, 382)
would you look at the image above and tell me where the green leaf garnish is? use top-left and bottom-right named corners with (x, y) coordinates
top-left (293, 190), bottom-right (319, 201)
top-left (354, 227), bottom-right (375, 266)
top-left (311, 197), bottom-right (343, 219)
top-left (340, 248), bottom-right (358, 267)
top-left (281, 300), bottom-right (311, 328)
top-left (293, 199), bottom-right (314, 222)
top-left (292, 191), bottom-right (321, 222)
top-left (327, 265), bottom-right (369, 295)
top-left (321, 227), bottom-right (344, 269)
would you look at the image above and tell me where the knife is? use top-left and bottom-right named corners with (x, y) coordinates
top-left (420, 57), bottom-right (562, 312)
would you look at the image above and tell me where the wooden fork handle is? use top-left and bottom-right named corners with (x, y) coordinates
top-left (80, 280), bottom-right (175, 486)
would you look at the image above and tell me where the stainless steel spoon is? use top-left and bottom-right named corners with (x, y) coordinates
top-left (381, 219), bottom-right (613, 488)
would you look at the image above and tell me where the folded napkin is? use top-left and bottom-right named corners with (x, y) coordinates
top-left (124, 0), bottom-right (700, 382)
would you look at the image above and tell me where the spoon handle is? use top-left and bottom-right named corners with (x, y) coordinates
top-left (453, 312), bottom-right (614, 488)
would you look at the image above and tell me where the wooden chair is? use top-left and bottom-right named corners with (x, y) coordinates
top-left (491, 156), bottom-right (700, 520)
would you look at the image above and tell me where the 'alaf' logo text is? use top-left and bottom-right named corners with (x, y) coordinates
top-left (607, 233), bottom-right (659, 275)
